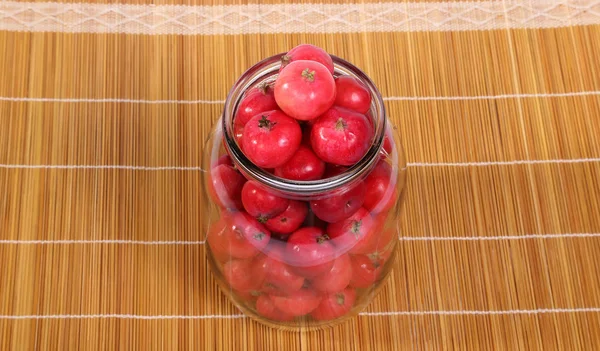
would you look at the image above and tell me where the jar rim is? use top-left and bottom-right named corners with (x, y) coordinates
top-left (221, 53), bottom-right (386, 197)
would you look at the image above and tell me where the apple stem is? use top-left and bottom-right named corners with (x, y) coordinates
top-left (335, 118), bottom-right (347, 131)
top-left (351, 220), bottom-right (362, 236)
top-left (316, 234), bottom-right (330, 244)
top-left (258, 115), bottom-right (277, 130)
top-left (257, 81), bottom-right (270, 95)
top-left (281, 55), bottom-right (291, 67)
top-left (301, 68), bottom-right (316, 82)
top-left (336, 293), bottom-right (345, 305)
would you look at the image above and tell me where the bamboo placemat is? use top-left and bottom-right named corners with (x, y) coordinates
top-left (1, 0), bottom-right (600, 349)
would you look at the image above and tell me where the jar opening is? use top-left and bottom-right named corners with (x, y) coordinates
top-left (221, 54), bottom-right (386, 197)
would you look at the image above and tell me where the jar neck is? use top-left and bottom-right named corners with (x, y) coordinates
top-left (222, 54), bottom-right (386, 198)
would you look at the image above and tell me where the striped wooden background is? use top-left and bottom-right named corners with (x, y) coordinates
top-left (1, 0), bottom-right (600, 349)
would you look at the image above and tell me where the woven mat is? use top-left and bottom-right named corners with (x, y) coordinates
top-left (1, 0), bottom-right (600, 349)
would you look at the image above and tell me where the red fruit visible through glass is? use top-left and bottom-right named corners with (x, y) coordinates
top-left (310, 106), bottom-right (373, 166)
top-left (274, 145), bottom-right (326, 181)
top-left (271, 289), bottom-right (322, 317)
top-left (254, 249), bottom-right (305, 296)
top-left (274, 60), bottom-right (336, 121)
top-left (256, 294), bottom-right (295, 321)
top-left (213, 154), bottom-right (232, 168)
top-left (222, 258), bottom-right (265, 293)
top-left (349, 254), bottom-right (383, 289)
top-left (327, 207), bottom-right (375, 254)
top-left (280, 44), bottom-right (335, 75)
top-left (208, 164), bottom-right (246, 211)
top-left (286, 227), bottom-right (336, 277)
top-left (356, 216), bottom-right (395, 254)
top-left (334, 76), bottom-right (372, 114)
top-left (310, 288), bottom-right (356, 321)
top-left (383, 133), bottom-right (392, 155)
top-left (310, 254), bottom-right (352, 293)
top-left (363, 160), bottom-right (397, 214)
top-left (235, 82), bottom-right (279, 127)
top-left (207, 212), bottom-right (271, 260)
top-left (366, 246), bottom-right (394, 268)
top-left (383, 126), bottom-right (393, 155)
top-left (241, 110), bottom-right (302, 168)
top-left (265, 200), bottom-right (308, 234)
top-left (241, 181), bottom-right (290, 223)
top-left (310, 181), bottom-right (366, 223)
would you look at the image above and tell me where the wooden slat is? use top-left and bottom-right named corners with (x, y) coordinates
top-left (1, 162), bottom-right (599, 241)
top-left (1, 97), bottom-right (599, 166)
top-left (1, 29), bottom-right (599, 101)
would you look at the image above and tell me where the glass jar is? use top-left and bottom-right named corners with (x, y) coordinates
top-left (201, 53), bottom-right (407, 330)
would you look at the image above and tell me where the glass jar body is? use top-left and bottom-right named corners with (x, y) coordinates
top-left (201, 54), bottom-right (407, 330)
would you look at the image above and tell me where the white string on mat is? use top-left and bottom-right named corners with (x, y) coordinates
top-left (0, 314), bottom-right (246, 320)
top-left (359, 308), bottom-right (600, 317)
top-left (1, 308), bottom-right (599, 319)
top-left (0, 240), bottom-right (206, 245)
top-left (0, 157), bottom-right (599, 173)
top-left (1, 90), bottom-right (599, 105)
top-left (408, 158), bottom-right (600, 167)
top-left (383, 90), bottom-right (600, 101)
top-left (1, 233), bottom-right (598, 246)
top-left (0, 164), bottom-right (206, 171)
top-left (398, 233), bottom-right (600, 241)
top-left (0, 96), bottom-right (226, 104)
